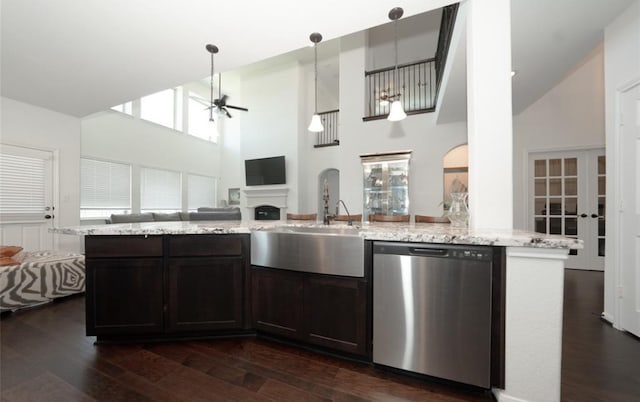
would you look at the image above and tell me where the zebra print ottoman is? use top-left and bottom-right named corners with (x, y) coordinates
top-left (0, 250), bottom-right (85, 312)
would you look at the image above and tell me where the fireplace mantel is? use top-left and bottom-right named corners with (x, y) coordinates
top-left (243, 187), bottom-right (289, 219)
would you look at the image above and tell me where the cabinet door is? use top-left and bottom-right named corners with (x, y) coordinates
top-left (86, 258), bottom-right (164, 336)
top-left (251, 267), bottom-right (304, 339)
top-left (304, 275), bottom-right (368, 356)
top-left (168, 257), bottom-right (243, 332)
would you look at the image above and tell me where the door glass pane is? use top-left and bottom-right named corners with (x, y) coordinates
top-left (598, 219), bottom-right (605, 236)
top-left (598, 197), bottom-right (605, 216)
top-left (549, 179), bottom-right (562, 196)
top-left (535, 217), bottom-right (546, 233)
top-left (598, 239), bottom-right (605, 257)
top-left (565, 178), bottom-right (577, 195)
top-left (565, 158), bottom-right (577, 176)
top-left (565, 197), bottom-right (578, 215)
top-left (549, 218), bottom-right (562, 234)
top-left (598, 156), bottom-right (606, 174)
top-left (534, 160), bottom-right (546, 177)
top-left (534, 198), bottom-right (546, 215)
top-left (549, 198), bottom-right (562, 215)
top-left (565, 218), bottom-right (577, 236)
top-left (598, 177), bottom-right (605, 195)
top-left (549, 159), bottom-right (562, 176)
top-left (535, 179), bottom-right (546, 196)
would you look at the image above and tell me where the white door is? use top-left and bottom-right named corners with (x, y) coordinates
top-left (529, 149), bottom-right (605, 270)
top-left (0, 144), bottom-right (55, 251)
top-left (620, 84), bottom-right (640, 337)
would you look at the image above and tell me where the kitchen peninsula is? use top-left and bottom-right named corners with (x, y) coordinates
top-left (52, 220), bottom-right (580, 402)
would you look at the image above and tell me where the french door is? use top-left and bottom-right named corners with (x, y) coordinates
top-left (529, 149), bottom-right (605, 270)
top-left (0, 144), bottom-right (55, 251)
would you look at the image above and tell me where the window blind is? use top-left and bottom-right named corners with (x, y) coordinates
top-left (81, 159), bottom-right (131, 210)
top-left (141, 167), bottom-right (181, 211)
top-left (0, 152), bottom-right (47, 220)
top-left (188, 174), bottom-right (216, 210)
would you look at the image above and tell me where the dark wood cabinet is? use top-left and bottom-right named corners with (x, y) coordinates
top-left (86, 235), bottom-right (164, 336)
top-left (85, 234), bottom-right (250, 340)
top-left (168, 256), bottom-right (244, 332)
top-left (304, 275), bottom-right (368, 356)
top-left (86, 257), bottom-right (164, 336)
top-left (251, 267), bottom-right (304, 339)
top-left (251, 266), bottom-right (370, 358)
top-left (167, 234), bottom-right (247, 332)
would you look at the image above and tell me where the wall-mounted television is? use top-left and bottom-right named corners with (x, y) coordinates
top-left (245, 155), bottom-right (286, 186)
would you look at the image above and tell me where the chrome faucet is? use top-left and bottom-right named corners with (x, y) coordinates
top-left (336, 199), bottom-right (353, 226)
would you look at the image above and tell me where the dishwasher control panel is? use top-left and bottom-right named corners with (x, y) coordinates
top-left (448, 249), bottom-right (492, 261)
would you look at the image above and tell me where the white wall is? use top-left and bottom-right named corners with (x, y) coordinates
top-left (298, 32), bottom-right (468, 217)
top-left (603, 0), bottom-right (640, 327)
top-left (1, 97), bottom-right (82, 252)
top-left (366, 8), bottom-right (442, 70)
top-left (240, 61), bottom-right (303, 214)
top-left (513, 44), bottom-right (606, 230)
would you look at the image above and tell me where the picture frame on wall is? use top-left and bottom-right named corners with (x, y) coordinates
top-left (228, 188), bottom-right (240, 205)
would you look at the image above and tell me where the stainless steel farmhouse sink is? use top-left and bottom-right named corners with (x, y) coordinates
top-left (251, 226), bottom-right (365, 277)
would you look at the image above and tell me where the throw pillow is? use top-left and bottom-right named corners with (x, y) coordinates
top-left (0, 245), bottom-right (23, 257)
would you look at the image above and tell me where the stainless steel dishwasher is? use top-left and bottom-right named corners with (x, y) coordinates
top-left (373, 241), bottom-right (493, 388)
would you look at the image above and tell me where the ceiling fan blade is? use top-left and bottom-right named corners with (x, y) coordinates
top-left (191, 96), bottom-right (211, 107)
top-left (223, 107), bottom-right (232, 118)
top-left (220, 94), bottom-right (228, 105)
top-left (226, 105), bottom-right (248, 112)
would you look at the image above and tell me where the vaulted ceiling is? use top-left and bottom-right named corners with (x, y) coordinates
top-left (1, 0), bottom-right (635, 120)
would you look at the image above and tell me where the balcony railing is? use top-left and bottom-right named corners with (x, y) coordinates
top-left (313, 109), bottom-right (340, 148)
top-left (364, 58), bottom-right (436, 121)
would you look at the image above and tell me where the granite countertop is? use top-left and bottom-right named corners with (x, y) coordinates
top-left (51, 220), bottom-right (582, 250)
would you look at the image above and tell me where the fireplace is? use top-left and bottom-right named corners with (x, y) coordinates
top-left (243, 187), bottom-right (288, 221)
top-left (255, 205), bottom-right (280, 220)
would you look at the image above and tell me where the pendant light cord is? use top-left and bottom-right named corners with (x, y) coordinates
top-left (210, 50), bottom-right (214, 121)
top-left (394, 18), bottom-right (399, 98)
top-left (314, 43), bottom-right (318, 114)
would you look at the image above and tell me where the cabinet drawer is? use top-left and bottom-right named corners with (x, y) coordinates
top-left (86, 235), bottom-right (163, 258)
top-left (168, 234), bottom-right (243, 257)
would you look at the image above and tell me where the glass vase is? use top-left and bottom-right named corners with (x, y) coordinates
top-left (447, 192), bottom-right (469, 228)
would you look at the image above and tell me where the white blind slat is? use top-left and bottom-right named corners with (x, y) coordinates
top-left (141, 167), bottom-right (181, 210)
top-left (81, 158), bottom-right (131, 208)
top-left (0, 153), bottom-right (47, 214)
top-left (188, 174), bottom-right (216, 210)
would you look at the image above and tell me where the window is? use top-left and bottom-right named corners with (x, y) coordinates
top-left (140, 167), bottom-right (181, 212)
top-left (140, 88), bottom-right (182, 129)
top-left (111, 102), bottom-right (132, 115)
top-left (188, 174), bottom-right (216, 211)
top-left (0, 145), bottom-right (52, 221)
top-left (188, 93), bottom-right (218, 142)
top-left (80, 158), bottom-right (131, 219)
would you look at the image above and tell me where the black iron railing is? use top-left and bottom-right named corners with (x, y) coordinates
top-left (364, 58), bottom-right (436, 121)
top-left (435, 3), bottom-right (459, 102)
top-left (314, 109), bottom-right (340, 148)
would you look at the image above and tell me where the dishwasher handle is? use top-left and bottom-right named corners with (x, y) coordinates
top-left (409, 247), bottom-right (448, 257)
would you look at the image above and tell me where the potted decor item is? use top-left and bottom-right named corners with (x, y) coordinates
top-left (447, 192), bottom-right (469, 227)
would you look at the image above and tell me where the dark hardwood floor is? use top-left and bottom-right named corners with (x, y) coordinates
top-left (561, 269), bottom-right (640, 402)
top-left (1, 269), bottom-right (638, 401)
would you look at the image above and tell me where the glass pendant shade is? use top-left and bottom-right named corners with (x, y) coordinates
top-left (308, 113), bottom-right (324, 132)
top-left (387, 100), bottom-right (406, 121)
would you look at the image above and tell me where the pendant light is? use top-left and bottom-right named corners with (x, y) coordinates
top-left (308, 32), bottom-right (324, 132)
top-left (206, 44), bottom-right (218, 123)
top-left (387, 7), bottom-right (406, 122)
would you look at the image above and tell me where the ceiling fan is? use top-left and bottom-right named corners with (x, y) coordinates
top-left (192, 44), bottom-right (248, 120)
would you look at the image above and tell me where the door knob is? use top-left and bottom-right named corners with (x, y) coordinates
top-left (44, 214), bottom-right (54, 219)
top-left (580, 213), bottom-right (588, 218)
top-left (591, 214), bottom-right (598, 218)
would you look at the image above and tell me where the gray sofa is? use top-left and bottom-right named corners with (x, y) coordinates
top-left (107, 207), bottom-right (241, 224)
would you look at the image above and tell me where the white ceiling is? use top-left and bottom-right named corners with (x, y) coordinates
top-left (1, 0), bottom-right (635, 120)
top-left (437, 0), bottom-right (635, 123)
top-left (0, 0), bottom-right (453, 117)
